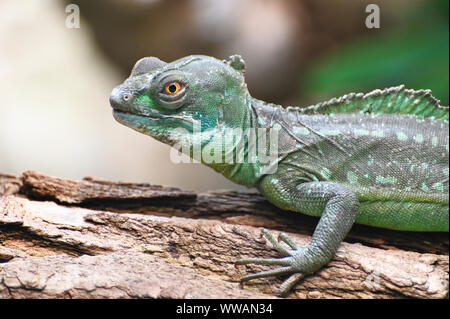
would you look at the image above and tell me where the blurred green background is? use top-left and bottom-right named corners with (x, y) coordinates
top-left (0, 0), bottom-right (448, 191)
top-left (300, 0), bottom-right (449, 105)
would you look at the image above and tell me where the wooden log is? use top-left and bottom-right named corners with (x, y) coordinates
top-left (0, 170), bottom-right (448, 298)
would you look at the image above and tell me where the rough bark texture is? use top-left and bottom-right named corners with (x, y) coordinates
top-left (0, 170), bottom-right (448, 299)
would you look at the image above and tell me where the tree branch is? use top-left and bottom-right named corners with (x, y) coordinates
top-left (0, 170), bottom-right (448, 298)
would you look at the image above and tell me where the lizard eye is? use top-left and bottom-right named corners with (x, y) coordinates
top-left (157, 76), bottom-right (188, 108)
top-left (164, 82), bottom-right (182, 95)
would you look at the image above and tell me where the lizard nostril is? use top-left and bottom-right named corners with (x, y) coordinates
top-left (109, 87), bottom-right (124, 108)
top-left (109, 86), bottom-right (133, 108)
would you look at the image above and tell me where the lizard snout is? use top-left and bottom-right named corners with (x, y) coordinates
top-left (109, 86), bottom-right (131, 110)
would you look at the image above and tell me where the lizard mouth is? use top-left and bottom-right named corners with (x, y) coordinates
top-left (110, 91), bottom-right (165, 121)
top-left (113, 108), bottom-right (163, 121)
top-left (112, 109), bottom-right (201, 128)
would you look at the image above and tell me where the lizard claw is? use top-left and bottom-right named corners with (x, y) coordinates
top-left (236, 229), bottom-right (308, 295)
top-left (270, 273), bottom-right (305, 296)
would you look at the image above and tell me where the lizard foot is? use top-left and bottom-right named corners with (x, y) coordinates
top-left (236, 229), bottom-right (309, 296)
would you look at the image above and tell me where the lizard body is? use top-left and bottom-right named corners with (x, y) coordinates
top-left (109, 55), bottom-right (449, 294)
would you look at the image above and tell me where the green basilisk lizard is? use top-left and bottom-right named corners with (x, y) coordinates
top-left (109, 55), bottom-right (449, 295)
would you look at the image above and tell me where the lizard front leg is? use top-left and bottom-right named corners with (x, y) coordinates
top-left (236, 180), bottom-right (359, 295)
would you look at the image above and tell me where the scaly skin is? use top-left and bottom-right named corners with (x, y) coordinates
top-left (109, 55), bottom-right (449, 295)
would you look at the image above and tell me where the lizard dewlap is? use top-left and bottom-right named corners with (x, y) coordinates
top-left (109, 54), bottom-right (449, 295)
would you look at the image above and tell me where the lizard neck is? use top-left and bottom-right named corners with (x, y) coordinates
top-left (204, 94), bottom-right (284, 188)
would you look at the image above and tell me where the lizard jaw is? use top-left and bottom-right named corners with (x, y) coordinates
top-left (112, 109), bottom-right (201, 130)
top-left (112, 109), bottom-right (162, 121)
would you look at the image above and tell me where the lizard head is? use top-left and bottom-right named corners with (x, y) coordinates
top-left (109, 55), bottom-right (249, 147)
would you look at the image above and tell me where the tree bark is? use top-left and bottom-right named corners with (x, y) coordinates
top-left (0, 170), bottom-right (448, 299)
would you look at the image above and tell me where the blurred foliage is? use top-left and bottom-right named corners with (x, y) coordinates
top-left (301, 0), bottom-right (449, 105)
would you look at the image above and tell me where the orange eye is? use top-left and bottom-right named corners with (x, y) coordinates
top-left (164, 82), bottom-right (181, 95)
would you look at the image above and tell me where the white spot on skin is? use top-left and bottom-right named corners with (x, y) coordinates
top-left (354, 129), bottom-right (370, 137)
top-left (321, 167), bottom-right (332, 179)
top-left (371, 130), bottom-right (384, 137)
top-left (432, 182), bottom-right (445, 192)
top-left (347, 171), bottom-right (358, 185)
top-left (375, 175), bottom-right (397, 184)
top-left (293, 127), bottom-right (310, 135)
top-left (413, 134), bottom-right (424, 144)
top-left (432, 136), bottom-right (439, 147)
top-left (320, 129), bottom-right (341, 136)
top-left (396, 132), bottom-right (408, 141)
